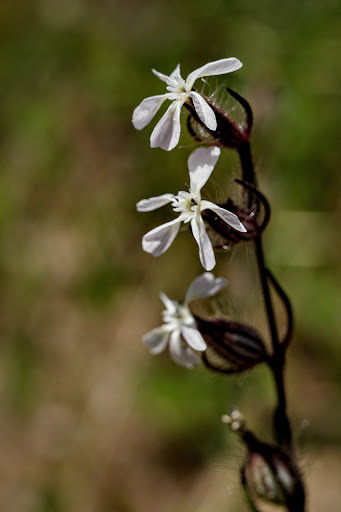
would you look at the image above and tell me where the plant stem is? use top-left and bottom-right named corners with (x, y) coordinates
top-left (254, 236), bottom-right (280, 353)
top-left (237, 143), bottom-right (308, 512)
top-left (237, 142), bottom-right (296, 452)
top-left (254, 235), bottom-right (293, 448)
top-left (238, 141), bottom-right (255, 186)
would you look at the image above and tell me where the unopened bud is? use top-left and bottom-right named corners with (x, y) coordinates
top-left (243, 447), bottom-right (305, 508)
top-left (195, 317), bottom-right (268, 374)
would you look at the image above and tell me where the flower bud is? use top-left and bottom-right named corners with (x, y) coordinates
top-left (222, 414), bottom-right (306, 509)
top-left (194, 317), bottom-right (268, 374)
top-left (243, 446), bottom-right (305, 509)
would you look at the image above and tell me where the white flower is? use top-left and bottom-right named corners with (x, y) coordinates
top-left (143, 272), bottom-right (227, 368)
top-left (132, 57), bottom-right (243, 151)
top-left (136, 146), bottom-right (247, 271)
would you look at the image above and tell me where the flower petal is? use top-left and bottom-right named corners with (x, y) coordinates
top-left (169, 64), bottom-right (183, 81)
top-left (142, 218), bottom-right (181, 256)
top-left (186, 58), bottom-right (243, 90)
top-left (132, 95), bottom-right (168, 130)
top-left (185, 272), bottom-right (227, 303)
top-left (181, 325), bottom-right (207, 351)
top-left (188, 146), bottom-right (221, 195)
top-left (159, 291), bottom-right (177, 314)
top-left (137, 194), bottom-right (174, 212)
top-left (189, 92), bottom-right (217, 131)
top-left (169, 330), bottom-right (200, 368)
top-left (150, 101), bottom-right (182, 151)
top-left (151, 68), bottom-right (171, 83)
top-left (191, 217), bottom-right (216, 271)
top-left (201, 201), bottom-right (247, 232)
top-left (142, 327), bottom-right (169, 354)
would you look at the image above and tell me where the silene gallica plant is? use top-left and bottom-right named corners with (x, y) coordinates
top-left (133, 58), bottom-right (306, 512)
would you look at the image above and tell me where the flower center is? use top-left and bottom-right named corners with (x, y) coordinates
top-left (166, 78), bottom-right (190, 96)
top-left (162, 302), bottom-right (194, 328)
top-left (171, 191), bottom-right (200, 222)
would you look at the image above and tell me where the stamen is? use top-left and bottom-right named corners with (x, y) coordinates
top-left (222, 409), bottom-right (245, 432)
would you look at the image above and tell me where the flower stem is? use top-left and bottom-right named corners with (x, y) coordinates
top-left (238, 147), bottom-right (304, 509)
top-left (238, 141), bottom-right (255, 186)
top-left (254, 236), bottom-right (280, 352)
top-left (253, 235), bottom-right (293, 448)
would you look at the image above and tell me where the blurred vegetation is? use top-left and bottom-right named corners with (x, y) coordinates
top-left (0, 0), bottom-right (340, 511)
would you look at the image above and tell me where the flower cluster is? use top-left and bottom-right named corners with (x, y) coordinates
top-left (133, 56), bottom-right (305, 512)
top-left (134, 57), bottom-right (248, 366)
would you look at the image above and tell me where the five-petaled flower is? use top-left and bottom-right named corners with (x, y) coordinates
top-left (132, 58), bottom-right (243, 151)
top-left (136, 146), bottom-right (247, 270)
top-left (143, 272), bottom-right (227, 368)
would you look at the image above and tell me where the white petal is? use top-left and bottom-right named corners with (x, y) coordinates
top-left (188, 146), bottom-right (221, 195)
top-left (151, 68), bottom-right (170, 83)
top-left (159, 291), bottom-right (177, 314)
top-left (142, 218), bottom-right (181, 256)
top-left (186, 58), bottom-right (243, 90)
top-left (132, 95), bottom-right (168, 130)
top-left (191, 217), bottom-right (216, 271)
top-left (169, 64), bottom-right (183, 81)
top-left (150, 101), bottom-right (182, 151)
top-left (201, 201), bottom-right (247, 232)
top-left (181, 325), bottom-right (207, 351)
top-left (137, 194), bottom-right (174, 212)
top-left (142, 327), bottom-right (169, 354)
top-left (189, 92), bottom-right (217, 131)
top-left (185, 272), bottom-right (227, 303)
top-left (169, 330), bottom-right (200, 368)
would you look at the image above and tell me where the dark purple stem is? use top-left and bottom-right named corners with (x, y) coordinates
top-left (239, 148), bottom-right (293, 451)
top-left (238, 141), bottom-right (255, 186)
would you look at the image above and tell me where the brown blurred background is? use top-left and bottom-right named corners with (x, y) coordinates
top-left (0, 0), bottom-right (340, 510)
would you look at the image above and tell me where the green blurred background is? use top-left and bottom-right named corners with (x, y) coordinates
top-left (0, 0), bottom-right (340, 510)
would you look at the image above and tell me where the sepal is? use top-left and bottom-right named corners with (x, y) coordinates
top-left (184, 88), bottom-right (253, 150)
top-left (242, 444), bottom-right (305, 509)
top-left (202, 180), bottom-right (270, 250)
top-left (194, 317), bottom-right (269, 374)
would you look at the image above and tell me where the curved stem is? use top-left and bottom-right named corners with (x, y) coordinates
top-left (266, 268), bottom-right (293, 349)
top-left (270, 356), bottom-right (293, 449)
top-left (238, 146), bottom-right (294, 451)
top-left (254, 236), bottom-right (280, 352)
top-left (224, 99), bottom-right (304, 509)
top-left (254, 227), bottom-right (293, 450)
top-left (238, 141), bottom-right (256, 186)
